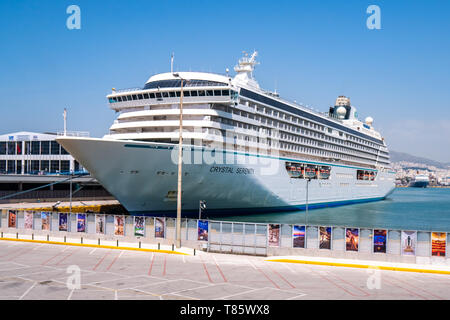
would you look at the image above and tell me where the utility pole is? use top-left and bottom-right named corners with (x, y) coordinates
top-left (173, 73), bottom-right (187, 249)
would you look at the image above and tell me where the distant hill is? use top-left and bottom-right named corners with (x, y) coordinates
top-left (390, 151), bottom-right (449, 169)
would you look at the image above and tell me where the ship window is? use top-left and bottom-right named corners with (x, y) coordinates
top-left (169, 92), bottom-right (176, 97)
top-left (155, 92), bottom-right (162, 98)
top-left (117, 96), bottom-right (123, 102)
top-left (132, 95), bottom-right (137, 100)
top-left (143, 93), bottom-right (149, 99)
top-left (198, 90), bottom-right (205, 96)
top-left (150, 93), bottom-right (155, 99)
top-left (162, 92), bottom-right (169, 98)
top-left (183, 91), bottom-right (191, 97)
top-left (214, 90), bottom-right (221, 96)
top-left (138, 94), bottom-right (143, 100)
top-left (191, 91), bottom-right (198, 97)
top-left (126, 95), bottom-right (132, 101)
top-left (206, 90), bottom-right (213, 96)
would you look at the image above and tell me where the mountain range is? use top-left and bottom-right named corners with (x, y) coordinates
top-left (390, 151), bottom-right (450, 169)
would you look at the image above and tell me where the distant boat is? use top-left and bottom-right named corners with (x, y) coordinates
top-left (409, 174), bottom-right (429, 188)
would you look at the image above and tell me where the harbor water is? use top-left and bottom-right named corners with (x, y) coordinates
top-left (216, 188), bottom-right (450, 232)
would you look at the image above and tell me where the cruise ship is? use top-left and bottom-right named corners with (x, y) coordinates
top-left (57, 51), bottom-right (395, 215)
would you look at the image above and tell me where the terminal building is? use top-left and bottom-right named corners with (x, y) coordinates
top-left (0, 131), bottom-right (112, 203)
top-left (0, 131), bottom-right (87, 175)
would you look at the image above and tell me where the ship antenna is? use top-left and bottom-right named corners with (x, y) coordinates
top-left (170, 53), bottom-right (174, 73)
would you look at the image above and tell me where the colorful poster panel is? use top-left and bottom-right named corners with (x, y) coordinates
top-left (346, 228), bottom-right (359, 252)
top-left (41, 212), bottom-right (51, 231)
top-left (59, 213), bottom-right (68, 232)
top-left (293, 225), bottom-right (306, 248)
top-left (319, 227), bottom-right (332, 249)
top-left (431, 232), bottom-right (446, 257)
top-left (198, 220), bottom-right (209, 241)
top-left (77, 214), bottom-right (86, 232)
top-left (114, 215), bottom-right (125, 236)
top-left (134, 216), bottom-right (145, 237)
top-left (268, 224), bottom-right (280, 247)
top-left (8, 210), bottom-right (16, 228)
top-left (401, 231), bottom-right (417, 256)
top-left (155, 217), bottom-right (165, 238)
top-left (95, 214), bottom-right (105, 234)
top-left (373, 229), bottom-right (387, 253)
top-left (24, 211), bottom-right (33, 230)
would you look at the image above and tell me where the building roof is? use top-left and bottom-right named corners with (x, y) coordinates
top-left (0, 132), bottom-right (58, 142)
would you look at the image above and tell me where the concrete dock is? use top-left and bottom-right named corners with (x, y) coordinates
top-left (1, 239), bottom-right (449, 300)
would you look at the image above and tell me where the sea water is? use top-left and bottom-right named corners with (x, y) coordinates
top-left (216, 188), bottom-right (450, 232)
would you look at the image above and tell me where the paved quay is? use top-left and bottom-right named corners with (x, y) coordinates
top-left (1, 240), bottom-right (450, 300)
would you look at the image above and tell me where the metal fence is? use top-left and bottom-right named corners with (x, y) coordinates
top-left (1, 209), bottom-right (450, 264)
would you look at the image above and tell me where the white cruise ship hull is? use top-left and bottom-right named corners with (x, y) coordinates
top-left (57, 137), bottom-right (395, 216)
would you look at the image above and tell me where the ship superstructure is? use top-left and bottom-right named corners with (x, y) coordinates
top-left (57, 51), bottom-right (395, 215)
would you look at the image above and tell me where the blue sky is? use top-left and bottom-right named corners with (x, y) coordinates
top-left (0, 0), bottom-right (449, 161)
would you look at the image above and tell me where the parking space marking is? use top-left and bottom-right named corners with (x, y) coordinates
top-left (213, 255), bottom-right (227, 283)
top-left (19, 281), bottom-right (37, 300)
top-left (247, 259), bottom-right (280, 289)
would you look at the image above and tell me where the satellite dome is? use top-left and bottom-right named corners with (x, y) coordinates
top-left (336, 106), bottom-right (347, 119)
top-left (365, 117), bottom-right (374, 126)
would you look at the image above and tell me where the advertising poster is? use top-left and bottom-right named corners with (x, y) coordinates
top-left (346, 228), bottom-right (359, 252)
top-left (8, 210), bottom-right (16, 228)
top-left (431, 232), bottom-right (446, 257)
top-left (319, 227), bottom-right (332, 249)
top-left (268, 224), bottom-right (280, 247)
top-left (59, 213), bottom-right (68, 232)
top-left (292, 225), bottom-right (306, 248)
top-left (198, 220), bottom-right (209, 241)
top-left (134, 216), bottom-right (145, 237)
top-left (24, 211), bottom-right (33, 230)
top-left (401, 231), bottom-right (417, 256)
top-left (41, 212), bottom-right (51, 231)
top-left (373, 229), bottom-right (387, 253)
top-left (114, 215), bottom-right (125, 236)
top-left (95, 214), bottom-right (105, 234)
top-left (77, 213), bottom-right (86, 232)
top-left (155, 217), bottom-right (165, 238)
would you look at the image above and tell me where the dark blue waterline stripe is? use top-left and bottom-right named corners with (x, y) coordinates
top-left (124, 143), bottom-right (381, 172)
top-left (129, 196), bottom-right (386, 217)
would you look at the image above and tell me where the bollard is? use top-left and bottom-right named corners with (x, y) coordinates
top-left (81, 237), bottom-right (83, 244)
top-left (32, 234), bottom-right (34, 240)
top-left (158, 243), bottom-right (160, 250)
top-left (64, 235), bottom-right (66, 243)
top-left (172, 244), bottom-right (174, 251)
top-left (16, 232), bottom-right (18, 239)
top-left (117, 240), bottom-right (119, 247)
top-left (194, 249), bottom-right (196, 256)
top-left (1, 232), bottom-right (3, 238)
top-left (47, 234), bottom-right (49, 242)
top-left (139, 241), bottom-right (141, 249)
top-left (98, 238), bottom-right (100, 246)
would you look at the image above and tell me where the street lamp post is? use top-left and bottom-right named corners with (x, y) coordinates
top-left (173, 73), bottom-right (186, 248)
